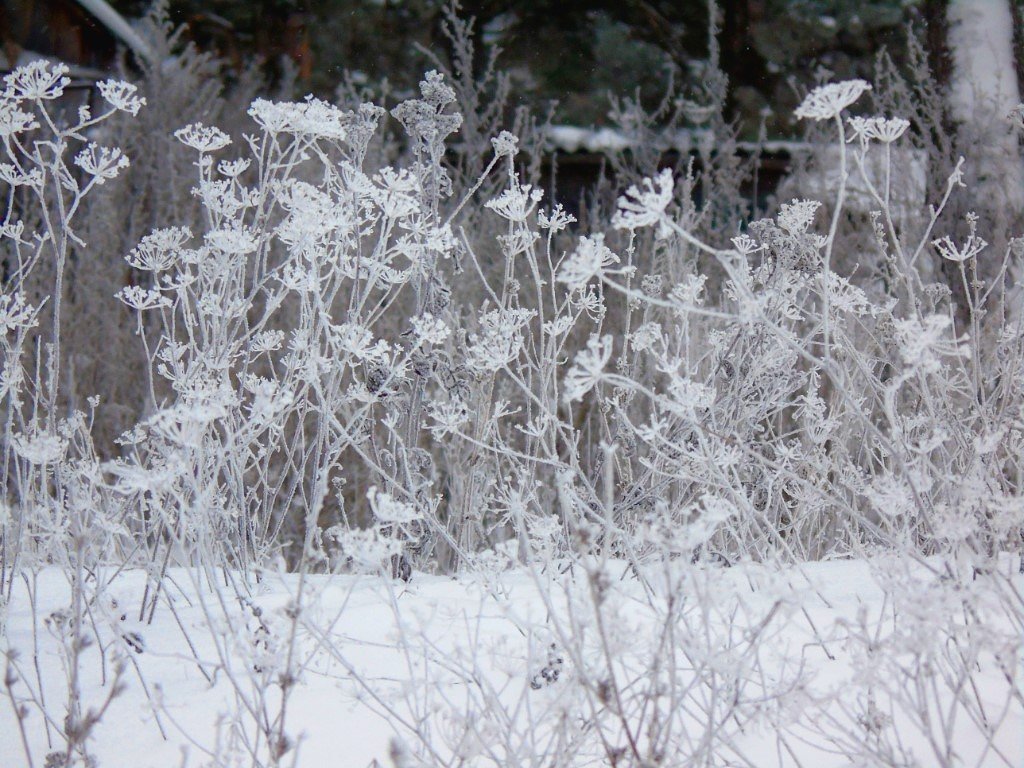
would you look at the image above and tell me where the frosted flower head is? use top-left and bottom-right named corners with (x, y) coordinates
top-left (669, 273), bottom-right (707, 306)
top-left (248, 99), bottom-right (294, 134)
top-left (894, 314), bottom-right (962, 372)
top-left (847, 115), bottom-right (909, 144)
top-left (0, 292), bottom-right (39, 333)
top-left (563, 333), bottom-right (613, 403)
top-left (391, 71), bottom-right (462, 146)
top-left (557, 234), bottom-right (620, 291)
top-left (345, 102), bottom-right (386, 155)
top-left (777, 199), bottom-right (821, 235)
top-left (331, 322), bottom-right (386, 361)
top-left (97, 79), bottom-right (146, 116)
top-left (0, 219), bottom-right (25, 242)
top-left (491, 130), bottom-right (520, 158)
top-left (465, 308), bottom-right (534, 374)
top-left (485, 180), bottom-right (543, 223)
top-left (206, 228), bottom-right (257, 256)
top-left (293, 96), bottom-right (347, 140)
top-left (419, 70), bottom-right (456, 109)
top-left (126, 227), bottom-right (192, 271)
top-left (731, 234), bottom-right (761, 256)
top-left (542, 315), bottom-right (573, 338)
top-left (117, 286), bottom-right (172, 311)
top-left (377, 167), bottom-right (419, 195)
top-left (846, 116), bottom-right (879, 143)
top-left (251, 329), bottom-right (285, 354)
top-left (372, 167), bottom-right (420, 219)
top-left (218, 158), bottom-right (251, 179)
top-left (0, 162), bottom-right (42, 188)
top-left (244, 377), bottom-right (294, 424)
top-left (249, 96), bottom-right (348, 140)
top-left (864, 475), bottom-right (916, 518)
top-left (0, 102), bottom-right (38, 137)
top-left (629, 322), bottom-right (663, 354)
top-left (74, 144), bottom-right (129, 184)
top-left (428, 399), bottom-right (470, 439)
top-left (174, 123), bottom-right (231, 153)
top-left (875, 119), bottom-right (909, 142)
top-left (368, 487), bottom-right (421, 524)
top-left (932, 232), bottom-right (987, 263)
top-left (538, 204), bottom-right (576, 233)
top-left (794, 80), bottom-right (871, 121)
top-left (410, 313), bottom-right (450, 346)
top-left (612, 168), bottom-right (674, 236)
top-left (11, 430), bottom-right (68, 465)
top-left (330, 528), bottom-right (401, 571)
top-left (3, 60), bottom-right (70, 101)
top-left (642, 273), bottom-right (663, 297)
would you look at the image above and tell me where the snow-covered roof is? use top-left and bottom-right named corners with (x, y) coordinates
top-left (544, 125), bottom-right (807, 156)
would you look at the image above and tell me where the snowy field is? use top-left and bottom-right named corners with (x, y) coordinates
top-left (2, 558), bottom-right (1022, 767)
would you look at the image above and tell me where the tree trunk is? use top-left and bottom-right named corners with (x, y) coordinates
top-left (939, 0), bottom-right (1023, 328)
top-left (946, 0), bottom-right (1023, 215)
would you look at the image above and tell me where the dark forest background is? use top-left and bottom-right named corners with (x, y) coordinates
top-left (5, 0), bottom-right (1006, 138)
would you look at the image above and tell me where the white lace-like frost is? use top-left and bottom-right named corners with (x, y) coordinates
top-left (0, 102), bottom-right (38, 137)
top-left (368, 487), bottom-right (421, 524)
top-left (206, 228), bottom-right (258, 255)
top-left (491, 130), bottom-right (519, 158)
top-left (248, 97), bottom-right (347, 140)
top-left (118, 286), bottom-right (172, 311)
top-left (557, 235), bottom-right (620, 290)
top-left (932, 233), bottom-right (987, 263)
top-left (175, 123), bottom-right (232, 153)
top-left (0, 292), bottom-right (39, 333)
top-left (731, 234), bottom-right (761, 255)
top-left (0, 163), bottom-right (41, 188)
top-left (777, 199), bottom-right (821, 235)
top-left (564, 334), bottom-right (613, 402)
top-left (372, 167), bottom-right (420, 219)
top-left (127, 228), bottom-right (192, 271)
top-left (485, 182), bottom-right (543, 223)
top-left (218, 158), bottom-right (251, 178)
top-left (97, 80), bottom-right (146, 116)
top-left (3, 61), bottom-right (70, 101)
top-left (11, 431), bottom-right (68, 465)
top-left (794, 80), bottom-right (871, 121)
top-left (465, 308), bottom-right (534, 374)
top-left (410, 313), bottom-right (450, 346)
top-left (538, 204), bottom-right (576, 233)
top-left (428, 400), bottom-right (470, 439)
top-left (847, 115), bottom-right (910, 144)
top-left (612, 168), bottom-right (674, 236)
top-left (74, 144), bottom-right (130, 183)
top-left (894, 314), bottom-right (964, 373)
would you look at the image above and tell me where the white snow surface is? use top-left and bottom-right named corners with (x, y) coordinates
top-left (1, 558), bottom-right (1021, 767)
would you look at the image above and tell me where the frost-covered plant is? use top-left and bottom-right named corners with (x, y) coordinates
top-left (2, 7), bottom-right (1024, 766)
top-left (0, 58), bottom-right (142, 603)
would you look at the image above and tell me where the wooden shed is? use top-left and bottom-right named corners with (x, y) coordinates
top-left (1, 0), bottom-right (152, 83)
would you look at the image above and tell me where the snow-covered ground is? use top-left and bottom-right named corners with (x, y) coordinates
top-left (2, 558), bottom-right (1021, 767)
